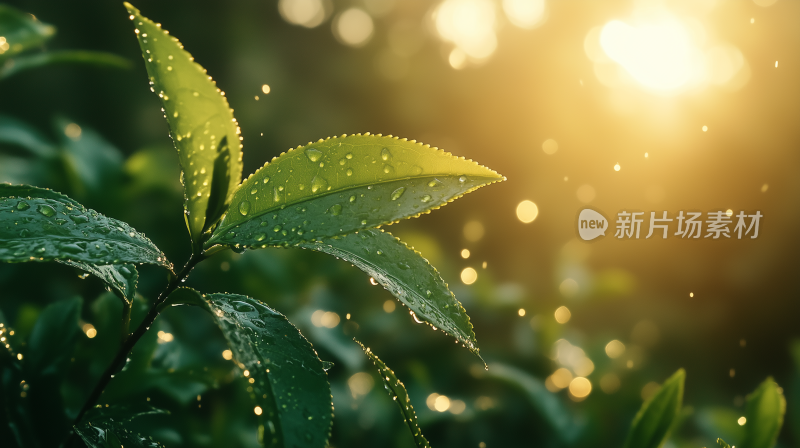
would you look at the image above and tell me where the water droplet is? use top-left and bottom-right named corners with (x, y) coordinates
top-left (421, 195), bottom-right (432, 203)
top-left (78, 273), bottom-right (90, 279)
top-left (381, 147), bottom-right (392, 161)
top-left (305, 148), bottom-right (323, 162)
top-left (349, 195), bottom-right (356, 203)
top-left (263, 177), bottom-right (270, 184)
top-left (250, 188), bottom-right (258, 195)
top-left (346, 168), bottom-right (353, 176)
top-left (428, 179), bottom-right (442, 188)
top-left (16, 201), bottom-right (29, 211)
top-left (239, 201), bottom-right (251, 216)
top-left (311, 176), bottom-right (329, 193)
top-left (38, 204), bottom-right (56, 218)
top-left (273, 187), bottom-right (283, 202)
top-left (255, 233), bottom-right (266, 242)
top-left (382, 164), bottom-right (395, 174)
top-left (361, 219), bottom-right (367, 225)
top-left (273, 225), bottom-right (282, 233)
top-left (391, 187), bottom-right (406, 201)
top-left (19, 229), bottom-right (30, 238)
top-left (345, 153), bottom-right (353, 159)
top-left (376, 250), bottom-right (383, 255)
top-left (233, 301), bottom-right (256, 313)
top-left (459, 176), bottom-right (467, 183)
top-left (339, 158), bottom-right (347, 165)
top-left (411, 165), bottom-right (423, 175)
top-left (329, 204), bottom-right (342, 216)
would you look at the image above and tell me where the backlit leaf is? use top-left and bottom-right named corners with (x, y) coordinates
top-left (0, 4), bottom-right (56, 61)
top-left (207, 134), bottom-right (503, 249)
top-left (740, 377), bottom-right (785, 448)
top-left (623, 369), bottom-right (685, 448)
top-left (0, 184), bottom-right (171, 270)
top-left (167, 289), bottom-right (333, 448)
top-left (299, 229), bottom-right (480, 357)
top-left (717, 438), bottom-right (732, 448)
top-left (125, 3), bottom-right (242, 241)
top-left (357, 341), bottom-right (431, 448)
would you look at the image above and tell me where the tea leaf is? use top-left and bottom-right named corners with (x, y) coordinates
top-left (0, 50), bottom-right (131, 80)
top-left (740, 377), bottom-right (785, 448)
top-left (0, 4), bottom-right (56, 61)
top-left (125, 3), bottom-right (242, 241)
top-left (717, 438), bottom-right (732, 448)
top-left (207, 134), bottom-right (503, 249)
top-left (357, 341), bottom-right (431, 448)
top-left (167, 289), bottom-right (333, 448)
top-left (623, 369), bottom-right (685, 448)
top-left (74, 420), bottom-right (165, 448)
top-left (299, 229), bottom-right (480, 358)
top-left (58, 261), bottom-right (138, 301)
top-left (0, 184), bottom-right (171, 270)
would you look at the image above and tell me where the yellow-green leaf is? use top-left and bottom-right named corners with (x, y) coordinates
top-left (207, 133), bottom-right (503, 248)
top-left (357, 341), bottom-right (431, 448)
top-left (124, 3), bottom-right (242, 242)
top-left (0, 4), bottom-right (56, 61)
top-left (740, 377), bottom-right (785, 448)
top-left (623, 369), bottom-right (685, 448)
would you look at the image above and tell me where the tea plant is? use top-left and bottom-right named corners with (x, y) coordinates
top-left (1, 3), bottom-right (503, 447)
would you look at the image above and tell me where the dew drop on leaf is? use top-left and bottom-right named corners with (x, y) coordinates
top-left (255, 233), bottom-right (266, 242)
top-left (16, 201), bottom-right (30, 211)
top-left (37, 204), bottom-right (56, 217)
top-left (239, 201), bottom-right (251, 216)
top-left (330, 204), bottom-right (343, 216)
top-left (305, 148), bottom-right (323, 162)
top-left (421, 195), bottom-right (432, 203)
top-left (381, 148), bottom-right (392, 161)
top-left (311, 176), bottom-right (329, 193)
top-left (391, 187), bottom-right (406, 201)
top-left (346, 168), bottom-right (353, 177)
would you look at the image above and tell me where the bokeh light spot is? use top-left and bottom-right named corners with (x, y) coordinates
top-left (333, 8), bottom-right (374, 47)
top-left (554, 306), bottom-right (571, 324)
top-left (461, 267), bottom-right (478, 285)
top-left (542, 138), bottom-right (558, 155)
top-left (516, 200), bottom-right (538, 223)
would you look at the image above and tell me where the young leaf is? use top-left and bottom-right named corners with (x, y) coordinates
top-left (0, 184), bottom-right (172, 270)
top-left (357, 341), bottom-right (431, 448)
top-left (623, 369), bottom-right (685, 448)
top-left (168, 289), bottom-right (333, 448)
top-left (124, 3), bottom-right (243, 241)
top-left (0, 4), bottom-right (56, 61)
top-left (206, 134), bottom-right (503, 249)
top-left (483, 362), bottom-right (577, 443)
top-left (740, 377), bottom-right (785, 448)
top-left (299, 229), bottom-right (481, 357)
top-left (717, 438), bottom-right (732, 448)
top-left (74, 420), bottom-right (165, 448)
top-left (58, 261), bottom-right (138, 301)
top-left (0, 50), bottom-right (131, 80)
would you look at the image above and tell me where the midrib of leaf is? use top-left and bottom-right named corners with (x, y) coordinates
top-left (124, 3), bottom-right (242, 241)
top-left (208, 133), bottom-right (503, 248)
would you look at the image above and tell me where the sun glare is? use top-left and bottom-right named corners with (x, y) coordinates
top-left (600, 19), bottom-right (695, 91)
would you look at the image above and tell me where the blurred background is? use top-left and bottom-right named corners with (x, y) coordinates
top-left (1, 0), bottom-right (799, 446)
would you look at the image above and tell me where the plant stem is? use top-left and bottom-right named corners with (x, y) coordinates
top-left (63, 252), bottom-right (205, 446)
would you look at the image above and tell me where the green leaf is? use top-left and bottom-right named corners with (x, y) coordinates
top-left (0, 50), bottom-right (131, 80)
top-left (740, 377), bottom-right (785, 448)
top-left (0, 4), bottom-right (56, 60)
top-left (168, 289), bottom-right (333, 447)
top-left (0, 114), bottom-right (57, 158)
top-left (299, 228), bottom-right (481, 357)
top-left (207, 133), bottom-right (504, 249)
top-left (58, 261), bottom-right (138, 301)
top-left (717, 438), bottom-right (732, 448)
top-left (357, 341), bottom-right (431, 448)
top-left (74, 420), bottom-right (165, 448)
top-left (25, 296), bottom-right (82, 378)
top-left (80, 403), bottom-right (169, 425)
top-left (623, 369), bottom-right (685, 448)
top-left (0, 184), bottom-right (172, 270)
top-left (124, 3), bottom-right (242, 242)
top-left (483, 362), bottom-right (577, 443)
